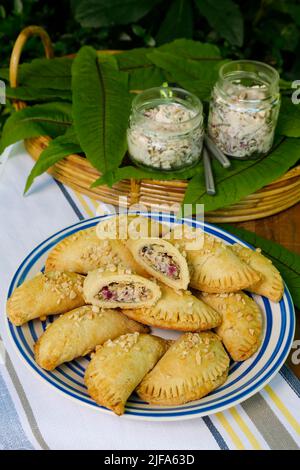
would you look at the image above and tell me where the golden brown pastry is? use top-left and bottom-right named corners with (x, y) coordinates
top-left (126, 238), bottom-right (190, 290)
top-left (7, 271), bottom-right (85, 326)
top-left (83, 270), bottom-right (161, 309)
top-left (199, 292), bottom-right (263, 361)
top-left (137, 332), bottom-right (230, 406)
top-left (96, 214), bottom-right (170, 243)
top-left (85, 333), bottom-right (168, 415)
top-left (122, 284), bottom-right (221, 331)
top-left (45, 227), bottom-right (121, 274)
top-left (109, 239), bottom-right (150, 278)
top-left (231, 244), bottom-right (284, 302)
top-left (34, 306), bottom-right (149, 370)
top-left (186, 234), bottom-right (261, 293)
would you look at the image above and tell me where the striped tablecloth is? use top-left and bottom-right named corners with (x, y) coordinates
top-left (0, 142), bottom-right (300, 450)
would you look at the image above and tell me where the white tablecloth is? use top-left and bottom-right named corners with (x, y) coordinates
top-left (0, 142), bottom-right (299, 450)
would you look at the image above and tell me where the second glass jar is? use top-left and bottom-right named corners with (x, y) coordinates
top-left (127, 87), bottom-right (204, 171)
top-left (207, 60), bottom-right (281, 159)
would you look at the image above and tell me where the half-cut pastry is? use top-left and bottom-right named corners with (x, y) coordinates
top-left (137, 332), bottom-right (230, 405)
top-left (85, 333), bottom-right (168, 415)
top-left (45, 227), bottom-right (121, 274)
top-left (7, 271), bottom-right (85, 326)
top-left (34, 306), bottom-right (149, 370)
top-left (199, 292), bottom-right (263, 361)
top-left (126, 238), bottom-right (189, 290)
top-left (83, 270), bottom-right (161, 309)
top-left (231, 244), bottom-right (284, 302)
top-left (122, 284), bottom-right (221, 331)
top-left (187, 234), bottom-right (261, 293)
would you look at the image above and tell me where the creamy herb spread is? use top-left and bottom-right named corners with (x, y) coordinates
top-left (127, 102), bottom-right (203, 170)
top-left (208, 84), bottom-right (280, 158)
top-left (98, 282), bottom-right (151, 302)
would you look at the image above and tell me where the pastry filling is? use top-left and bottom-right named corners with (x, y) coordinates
top-left (140, 244), bottom-right (180, 279)
top-left (97, 282), bottom-right (151, 303)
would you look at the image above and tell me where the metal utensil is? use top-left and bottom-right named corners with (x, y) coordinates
top-left (204, 135), bottom-right (231, 168)
top-left (203, 146), bottom-right (216, 196)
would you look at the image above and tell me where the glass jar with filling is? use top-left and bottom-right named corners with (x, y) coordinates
top-left (127, 87), bottom-right (204, 171)
top-left (207, 60), bottom-right (281, 159)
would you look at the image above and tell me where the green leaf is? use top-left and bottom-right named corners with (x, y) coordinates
top-left (116, 48), bottom-right (166, 90)
top-left (92, 163), bottom-right (202, 187)
top-left (184, 137), bottom-right (300, 212)
top-left (218, 224), bottom-right (300, 309)
top-left (158, 38), bottom-right (221, 59)
top-left (147, 49), bottom-right (224, 100)
top-left (156, 0), bottom-right (193, 45)
top-left (5, 86), bottom-right (72, 102)
top-left (0, 102), bottom-right (72, 154)
top-left (73, 0), bottom-right (160, 28)
top-left (0, 57), bottom-right (73, 90)
top-left (24, 127), bottom-right (81, 194)
top-left (195, 0), bottom-right (244, 46)
top-left (277, 97), bottom-right (300, 137)
top-left (72, 46), bottom-right (132, 173)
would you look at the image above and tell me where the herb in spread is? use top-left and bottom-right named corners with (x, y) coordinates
top-left (127, 88), bottom-right (204, 171)
top-left (98, 282), bottom-right (151, 302)
top-left (140, 244), bottom-right (180, 279)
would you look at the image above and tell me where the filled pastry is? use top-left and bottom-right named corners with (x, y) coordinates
top-left (109, 239), bottom-right (150, 278)
top-left (186, 234), bottom-right (261, 293)
top-left (96, 214), bottom-right (170, 243)
top-left (34, 306), bottom-right (149, 370)
top-left (126, 238), bottom-right (190, 290)
top-left (83, 270), bottom-right (161, 309)
top-left (231, 244), bottom-right (284, 302)
top-left (7, 271), bottom-right (85, 326)
top-left (45, 227), bottom-right (121, 274)
top-left (85, 333), bottom-right (168, 415)
top-left (122, 284), bottom-right (221, 331)
top-left (137, 332), bottom-right (230, 405)
top-left (199, 292), bottom-right (263, 361)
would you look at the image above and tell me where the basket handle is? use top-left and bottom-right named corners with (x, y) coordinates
top-left (9, 25), bottom-right (54, 88)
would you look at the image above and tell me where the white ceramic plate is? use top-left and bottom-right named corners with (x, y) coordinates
top-left (6, 213), bottom-right (295, 421)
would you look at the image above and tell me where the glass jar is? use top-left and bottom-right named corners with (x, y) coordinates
top-left (127, 87), bottom-right (204, 171)
top-left (208, 60), bottom-right (281, 159)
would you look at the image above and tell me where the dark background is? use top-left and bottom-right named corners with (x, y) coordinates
top-left (1, 0), bottom-right (299, 79)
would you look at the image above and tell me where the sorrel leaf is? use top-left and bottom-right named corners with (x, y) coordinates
top-left (184, 137), bottom-right (300, 212)
top-left (72, 46), bottom-right (132, 173)
top-left (0, 102), bottom-right (72, 154)
top-left (24, 127), bottom-right (81, 193)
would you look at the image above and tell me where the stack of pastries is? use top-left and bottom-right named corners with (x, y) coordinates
top-left (6, 215), bottom-right (284, 416)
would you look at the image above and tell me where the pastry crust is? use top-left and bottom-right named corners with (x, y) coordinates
top-left (34, 306), bottom-right (149, 370)
top-left (126, 238), bottom-right (190, 290)
top-left (187, 234), bottom-right (261, 293)
top-left (231, 244), bottom-right (284, 302)
top-left (96, 214), bottom-right (170, 243)
top-left (7, 271), bottom-right (85, 326)
top-left (45, 227), bottom-right (121, 274)
top-left (83, 270), bottom-right (161, 309)
top-left (84, 333), bottom-right (168, 415)
top-left (109, 239), bottom-right (150, 278)
top-left (199, 292), bottom-right (263, 361)
top-left (137, 332), bottom-right (230, 405)
top-left (122, 284), bottom-right (221, 331)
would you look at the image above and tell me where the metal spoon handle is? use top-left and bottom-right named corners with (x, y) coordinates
top-left (204, 135), bottom-right (231, 168)
top-left (203, 147), bottom-right (216, 196)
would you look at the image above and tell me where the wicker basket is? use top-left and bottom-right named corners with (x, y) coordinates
top-left (9, 26), bottom-right (300, 222)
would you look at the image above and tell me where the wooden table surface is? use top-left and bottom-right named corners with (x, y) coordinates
top-left (236, 202), bottom-right (300, 378)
